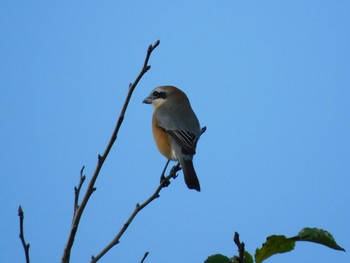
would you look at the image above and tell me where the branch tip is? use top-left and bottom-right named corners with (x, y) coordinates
top-left (141, 251), bottom-right (150, 263)
top-left (18, 205), bottom-right (30, 263)
top-left (200, 126), bottom-right (207, 137)
top-left (151, 40), bottom-right (160, 50)
top-left (18, 205), bottom-right (23, 217)
top-left (148, 40), bottom-right (159, 51)
top-left (234, 232), bottom-right (245, 263)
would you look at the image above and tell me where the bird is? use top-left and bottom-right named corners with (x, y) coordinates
top-left (143, 85), bottom-right (202, 191)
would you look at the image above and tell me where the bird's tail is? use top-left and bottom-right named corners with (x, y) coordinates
top-left (180, 159), bottom-right (200, 191)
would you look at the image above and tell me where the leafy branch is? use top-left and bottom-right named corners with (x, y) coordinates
top-left (205, 228), bottom-right (345, 263)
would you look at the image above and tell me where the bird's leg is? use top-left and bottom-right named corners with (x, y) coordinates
top-left (170, 162), bottom-right (181, 177)
top-left (160, 160), bottom-right (170, 184)
top-left (160, 161), bottom-right (182, 188)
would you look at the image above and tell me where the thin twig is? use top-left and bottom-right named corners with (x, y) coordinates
top-left (61, 40), bottom-right (160, 263)
top-left (73, 166), bottom-right (86, 219)
top-left (234, 232), bottom-right (245, 263)
top-left (199, 126), bottom-right (207, 137)
top-left (140, 251), bottom-right (149, 263)
top-left (90, 165), bottom-right (179, 262)
top-left (18, 206), bottom-right (30, 263)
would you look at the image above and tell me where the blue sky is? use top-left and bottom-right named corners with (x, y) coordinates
top-left (1, 1), bottom-right (349, 262)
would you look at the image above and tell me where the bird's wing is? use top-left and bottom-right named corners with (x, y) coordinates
top-left (155, 105), bottom-right (200, 155)
top-left (166, 130), bottom-right (197, 155)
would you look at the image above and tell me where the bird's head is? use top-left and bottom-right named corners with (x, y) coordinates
top-left (143, 86), bottom-right (187, 109)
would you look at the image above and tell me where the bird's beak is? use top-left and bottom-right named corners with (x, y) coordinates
top-left (143, 96), bottom-right (152, 104)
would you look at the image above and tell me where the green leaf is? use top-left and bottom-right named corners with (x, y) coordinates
top-left (297, 227), bottom-right (345, 251)
top-left (244, 251), bottom-right (254, 263)
top-left (232, 255), bottom-right (239, 263)
top-left (255, 235), bottom-right (295, 263)
top-left (204, 254), bottom-right (231, 263)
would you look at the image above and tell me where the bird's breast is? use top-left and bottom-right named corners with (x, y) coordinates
top-left (152, 114), bottom-right (176, 160)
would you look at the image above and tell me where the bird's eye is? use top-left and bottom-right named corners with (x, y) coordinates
top-left (153, 91), bottom-right (159, 98)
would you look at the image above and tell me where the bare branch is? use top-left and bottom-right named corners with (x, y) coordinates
top-left (199, 126), bottom-right (207, 137)
top-left (90, 164), bottom-right (179, 263)
top-left (86, 126), bottom-right (207, 261)
top-left (18, 206), bottom-right (30, 263)
top-left (140, 252), bottom-right (149, 263)
top-left (61, 40), bottom-right (160, 263)
top-left (234, 232), bottom-right (245, 263)
top-left (73, 166), bottom-right (86, 218)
